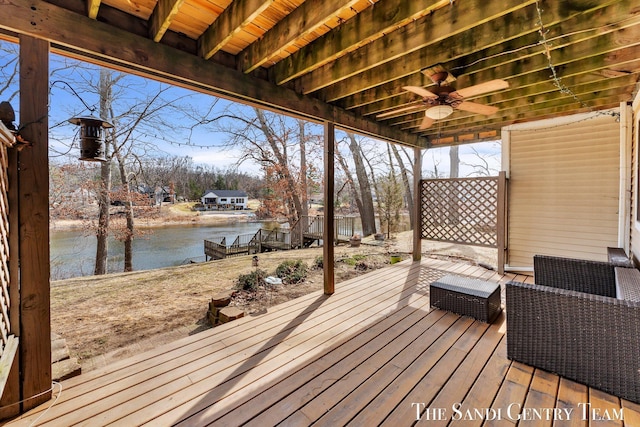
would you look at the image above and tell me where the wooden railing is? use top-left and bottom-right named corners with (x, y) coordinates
top-left (204, 236), bottom-right (227, 260)
top-left (0, 120), bottom-right (17, 397)
top-left (204, 215), bottom-right (358, 260)
top-left (259, 228), bottom-right (292, 249)
top-left (204, 232), bottom-right (262, 260)
top-left (299, 215), bottom-right (355, 242)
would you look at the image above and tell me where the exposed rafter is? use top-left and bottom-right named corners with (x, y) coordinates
top-left (239, 0), bottom-right (365, 73)
top-left (149, 0), bottom-right (186, 42)
top-left (316, 0), bottom-right (626, 102)
top-left (296, 0), bottom-right (537, 96)
top-left (199, 0), bottom-right (275, 60)
top-left (270, 0), bottom-right (452, 85)
top-left (87, 0), bottom-right (101, 19)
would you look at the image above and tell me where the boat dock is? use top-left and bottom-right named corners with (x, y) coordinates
top-left (204, 215), bottom-right (355, 261)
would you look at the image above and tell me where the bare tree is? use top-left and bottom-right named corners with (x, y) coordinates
top-left (391, 144), bottom-right (414, 229)
top-left (216, 107), bottom-right (320, 225)
top-left (461, 142), bottom-right (501, 176)
top-left (449, 145), bottom-right (460, 178)
top-left (346, 133), bottom-right (376, 236)
top-left (52, 61), bottom-right (206, 274)
top-left (94, 68), bottom-right (115, 274)
top-left (0, 41), bottom-right (18, 102)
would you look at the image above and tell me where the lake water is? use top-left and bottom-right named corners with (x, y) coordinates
top-left (50, 221), bottom-right (275, 280)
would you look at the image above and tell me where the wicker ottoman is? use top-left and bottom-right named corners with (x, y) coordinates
top-left (430, 274), bottom-right (502, 323)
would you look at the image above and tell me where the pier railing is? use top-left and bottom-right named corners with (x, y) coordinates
top-left (204, 215), bottom-right (357, 260)
top-left (204, 233), bottom-right (260, 260)
top-left (300, 215), bottom-right (355, 242)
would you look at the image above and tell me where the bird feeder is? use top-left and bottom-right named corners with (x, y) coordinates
top-left (68, 115), bottom-right (113, 162)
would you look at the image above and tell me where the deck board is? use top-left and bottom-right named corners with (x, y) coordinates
top-left (7, 257), bottom-right (639, 426)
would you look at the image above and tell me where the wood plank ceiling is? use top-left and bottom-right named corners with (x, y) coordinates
top-left (2, 0), bottom-right (640, 147)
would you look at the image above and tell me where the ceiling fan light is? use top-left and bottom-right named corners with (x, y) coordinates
top-left (425, 105), bottom-right (454, 120)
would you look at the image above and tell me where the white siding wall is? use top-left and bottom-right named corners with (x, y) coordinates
top-left (631, 95), bottom-right (640, 262)
top-left (505, 113), bottom-right (621, 268)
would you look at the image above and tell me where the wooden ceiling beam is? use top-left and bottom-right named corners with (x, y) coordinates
top-left (149, 0), bottom-right (186, 42)
top-left (239, 0), bottom-right (364, 74)
top-left (315, 0), bottom-right (626, 102)
top-left (0, 0), bottom-right (425, 147)
top-left (340, 3), bottom-right (640, 113)
top-left (270, 0), bottom-right (453, 85)
top-left (198, 0), bottom-right (275, 60)
top-left (294, 0), bottom-right (537, 95)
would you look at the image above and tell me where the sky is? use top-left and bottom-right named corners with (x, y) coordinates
top-left (1, 41), bottom-right (501, 178)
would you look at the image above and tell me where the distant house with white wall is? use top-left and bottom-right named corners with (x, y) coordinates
top-left (201, 189), bottom-right (248, 210)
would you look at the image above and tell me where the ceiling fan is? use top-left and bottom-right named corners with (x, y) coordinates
top-left (377, 69), bottom-right (509, 129)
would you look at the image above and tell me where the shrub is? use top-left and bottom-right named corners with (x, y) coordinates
top-left (276, 259), bottom-right (308, 284)
top-left (342, 254), bottom-right (366, 266)
top-left (313, 255), bottom-right (323, 269)
top-left (237, 269), bottom-right (267, 291)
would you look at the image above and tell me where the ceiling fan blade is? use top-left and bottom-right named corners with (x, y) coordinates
top-left (419, 116), bottom-right (434, 129)
top-left (456, 101), bottom-right (499, 116)
top-left (403, 86), bottom-right (438, 98)
top-left (376, 103), bottom-right (423, 119)
top-left (453, 79), bottom-right (509, 98)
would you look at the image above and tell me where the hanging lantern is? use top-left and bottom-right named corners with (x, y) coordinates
top-left (68, 115), bottom-right (113, 162)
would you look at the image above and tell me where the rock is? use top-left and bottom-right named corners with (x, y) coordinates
top-left (219, 307), bottom-right (244, 323)
top-left (52, 358), bottom-right (81, 382)
top-left (211, 290), bottom-right (233, 307)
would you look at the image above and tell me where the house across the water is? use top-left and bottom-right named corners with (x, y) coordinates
top-left (201, 189), bottom-right (248, 210)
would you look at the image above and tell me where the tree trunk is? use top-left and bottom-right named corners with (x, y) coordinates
top-left (449, 145), bottom-right (459, 178)
top-left (347, 133), bottom-right (376, 236)
top-left (298, 120), bottom-right (309, 219)
top-left (298, 120), bottom-right (309, 247)
top-left (114, 148), bottom-right (134, 272)
top-left (361, 145), bottom-right (381, 214)
top-left (335, 146), bottom-right (365, 230)
top-left (392, 144), bottom-right (414, 229)
top-left (449, 145), bottom-right (460, 225)
top-left (94, 69), bottom-right (112, 275)
top-left (255, 109), bottom-right (303, 225)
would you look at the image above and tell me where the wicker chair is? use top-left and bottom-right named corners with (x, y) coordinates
top-left (506, 255), bottom-right (640, 404)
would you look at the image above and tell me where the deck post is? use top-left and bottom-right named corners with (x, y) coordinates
top-left (323, 122), bottom-right (335, 295)
top-left (412, 147), bottom-right (422, 261)
top-left (18, 35), bottom-right (52, 411)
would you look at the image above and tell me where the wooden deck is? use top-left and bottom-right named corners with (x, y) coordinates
top-left (8, 258), bottom-right (640, 426)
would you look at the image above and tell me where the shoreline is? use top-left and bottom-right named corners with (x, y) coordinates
top-left (50, 210), bottom-right (259, 231)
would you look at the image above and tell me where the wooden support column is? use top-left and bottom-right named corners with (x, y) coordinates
top-left (323, 121), bottom-right (335, 295)
top-left (412, 147), bottom-right (422, 261)
top-left (18, 35), bottom-right (52, 410)
top-left (496, 171), bottom-right (507, 275)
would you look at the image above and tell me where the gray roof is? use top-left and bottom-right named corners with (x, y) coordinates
top-left (203, 190), bottom-right (247, 198)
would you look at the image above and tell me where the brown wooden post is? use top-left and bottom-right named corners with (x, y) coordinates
top-left (323, 121), bottom-right (335, 295)
top-left (18, 35), bottom-right (52, 410)
top-left (497, 171), bottom-right (507, 275)
top-left (412, 147), bottom-right (422, 261)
